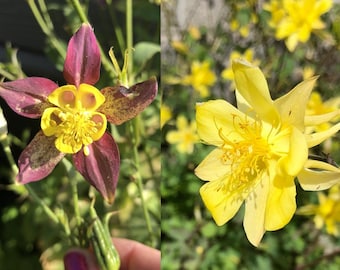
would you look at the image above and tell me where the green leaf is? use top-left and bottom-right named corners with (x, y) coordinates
top-left (133, 42), bottom-right (160, 71)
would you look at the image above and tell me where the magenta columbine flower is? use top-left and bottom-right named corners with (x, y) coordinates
top-left (0, 23), bottom-right (157, 203)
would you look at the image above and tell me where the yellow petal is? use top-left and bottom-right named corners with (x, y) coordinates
top-left (274, 76), bottom-right (318, 131)
top-left (195, 148), bottom-right (229, 181)
top-left (265, 174), bottom-right (296, 231)
top-left (278, 127), bottom-right (308, 176)
top-left (89, 112), bottom-right (107, 141)
top-left (232, 59), bottom-right (279, 125)
top-left (305, 110), bottom-right (340, 126)
top-left (47, 85), bottom-right (77, 109)
top-left (305, 122), bottom-right (340, 147)
top-left (298, 160), bottom-right (340, 191)
top-left (77, 83), bottom-right (105, 111)
top-left (243, 176), bottom-right (269, 247)
top-left (200, 180), bottom-right (244, 226)
top-left (195, 100), bottom-right (245, 146)
top-left (166, 130), bottom-right (181, 144)
top-left (41, 107), bottom-right (62, 136)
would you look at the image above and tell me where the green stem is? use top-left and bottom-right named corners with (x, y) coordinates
top-left (61, 158), bottom-right (82, 230)
top-left (71, 176), bottom-right (81, 227)
top-left (27, 0), bottom-right (66, 59)
top-left (69, 0), bottom-right (117, 81)
top-left (128, 120), bottom-right (156, 247)
top-left (126, 0), bottom-right (133, 82)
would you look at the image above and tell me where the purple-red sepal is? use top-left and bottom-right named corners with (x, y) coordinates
top-left (73, 132), bottom-right (120, 204)
top-left (63, 23), bottom-right (101, 87)
top-left (0, 77), bottom-right (57, 118)
top-left (98, 77), bottom-right (158, 125)
top-left (17, 131), bottom-right (65, 184)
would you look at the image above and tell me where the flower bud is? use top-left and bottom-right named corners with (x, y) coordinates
top-left (0, 107), bottom-right (8, 140)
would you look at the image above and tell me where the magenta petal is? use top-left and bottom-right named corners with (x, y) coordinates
top-left (64, 249), bottom-right (99, 270)
top-left (63, 23), bottom-right (101, 87)
top-left (17, 131), bottom-right (65, 184)
top-left (0, 77), bottom-right (57, 118)
top-left (98, 77), bottom-right (158, 125)
top-left (73, 132), bottom-right (120, 204)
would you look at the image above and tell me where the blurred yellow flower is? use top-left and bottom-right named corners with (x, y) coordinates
top-left (306, 92), bottom-right (340, 132)
top-left (265, 0), bottom-right (332, 51)
top-left (298, 185), bottom-right (340, 236)
top-left (230, 13), bottom-right (258, 38)
top-left (195, 59), bottom-right (340, 246)
top-left (161, 104), bottom-right (172, 128)
top-left (188, 26), bottom-right (201, 40)
top-left (166, 115), bottom-right (199, 154)
top-left (182, 61), bottom-right (216, 98)
top-left (171, 40), bottom-right (189, 55)
top-left (221, 49), bottom-right (260, 89)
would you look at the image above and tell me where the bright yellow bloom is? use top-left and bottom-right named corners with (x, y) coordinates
top-left (161, 104), bottom-right (172, 128)
top-left (221, 49), bottom-right (260, 89)
top-left (182, 61), bottom-right (216, 98)
top-left (298, 185), bottom-right (340, 236)
top-left (166, 115), bottom-right (199, 154)
top-left (265, 0), bottom-right (332, 51)
top-left (195, 59), bottom-right (340, 246)
top-left (41, 83), bottom-right (107, 156)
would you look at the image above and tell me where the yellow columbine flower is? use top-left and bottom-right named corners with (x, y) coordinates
top-left (41, 84), bottom-right (107, 156)
top-left (182, 61), bottom-right (216, 98)
top-left (166, 115), bottom-right (199, 154)
top-left (195, 59), bottom-right (340, 246)
top-left (298, 185), bottom-right (340, 236)
top-left (265, 0), bottom-right (332, 51)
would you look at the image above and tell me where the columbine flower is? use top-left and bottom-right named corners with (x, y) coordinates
top-left (264, 0), bottom-right (332, 51)
top-left (0, 23), bottom-right (157, 203)
top-left (166, 115), bottom-right (199, 154)
top-left (298, 185), bottom-right (340, 236)
top-left (182, 61), bottom-right (216, 98)
top-left (195, 59), bottom-right (340, 246)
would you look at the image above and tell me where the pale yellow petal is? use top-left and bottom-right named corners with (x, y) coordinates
top-left (305, 122), bottom-right (340, 147)
top-left (166, 130), bottom-right (181, 144)
top-left (298, 160), bottom-right (340, 191)
top-left (232, 59), bottom-right (279, 125)
top-left (278, 127), bottom-right (308, 176)
top-left (243, 175), bottom-right (269, 247)
top-left (274, 76), bottom-right (318, 131)
top-left (200, 180), bottom-right (244, 226)
top-left (265, 174), bottom-right (296, 231)
top-left (195, 148), bottom-right (229, 181)
top-left (285, 34), bottom-right (299, 52)
top-left (305, 110), bottom-right (340, 126)
top-left (195, 100), bottom-right (245, 146)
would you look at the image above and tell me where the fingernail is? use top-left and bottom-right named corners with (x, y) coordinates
top-left (64, 249), bottom-right (89, 270)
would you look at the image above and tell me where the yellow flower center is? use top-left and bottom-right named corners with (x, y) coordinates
top-left (41, 83), bottom-right (107, 155)
top-left (219, 115), bottom-right (270, 196)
